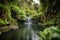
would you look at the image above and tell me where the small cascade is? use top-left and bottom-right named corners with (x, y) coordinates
top-left (24, 17), bottom-right (39, 40)
top-left (25, 17), bottom-right (32, 29)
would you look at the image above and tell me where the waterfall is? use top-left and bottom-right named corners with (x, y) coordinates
top-left (24, 17), bottom-right (39, 40)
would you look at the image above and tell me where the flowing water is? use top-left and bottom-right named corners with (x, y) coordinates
top-left (0, 17), bottom-right (40, 40)
top-left (24, 17), bottom-right (39, 40)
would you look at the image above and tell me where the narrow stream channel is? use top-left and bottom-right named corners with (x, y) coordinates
top-left (24, 17), bottom-right (39, 40)
top-left (0, 17), bottom-right (40, 40)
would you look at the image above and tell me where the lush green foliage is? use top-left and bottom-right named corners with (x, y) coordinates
top-left (0, 0), bottom-right (40, 34)
top-left (39, 26), bottom-right (60, 40)
top-left (0, 1), bottom-right (60, 40)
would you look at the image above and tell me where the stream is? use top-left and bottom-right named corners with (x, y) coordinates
top-left (24, 17), bottom-right (39, 40)
top-left (0, 17), bottom-right (41, 40)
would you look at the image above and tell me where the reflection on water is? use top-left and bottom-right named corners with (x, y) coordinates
top-left (0, 17), bottom-right (40, 40)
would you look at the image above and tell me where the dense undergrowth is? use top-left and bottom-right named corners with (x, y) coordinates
top-left (0, 0), bottom-right (60, 40)
top-left (39, 26), bottom-right (60, 40)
